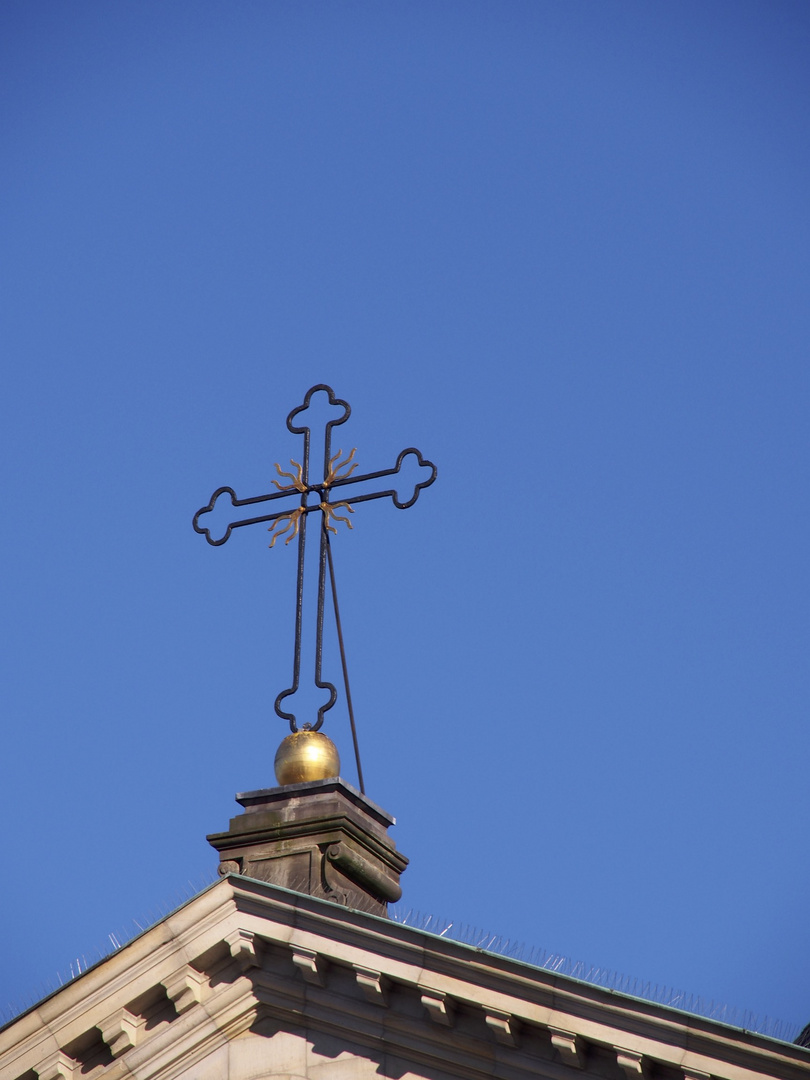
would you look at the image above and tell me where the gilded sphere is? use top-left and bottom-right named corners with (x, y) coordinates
top-left (274, 730), bottom-right (341, 786)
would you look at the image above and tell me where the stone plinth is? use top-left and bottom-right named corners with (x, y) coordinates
top-left (207, 777), bottom-right (407, 917)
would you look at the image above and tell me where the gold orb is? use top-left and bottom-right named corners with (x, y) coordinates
top-left (274, 730), bottom-right (340, 786)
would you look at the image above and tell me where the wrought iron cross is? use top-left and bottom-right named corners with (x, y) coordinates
top-left (193, 384), bottom-right (436, 749)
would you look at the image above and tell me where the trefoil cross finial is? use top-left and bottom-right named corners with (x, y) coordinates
top-left (193, 384), bottom-right (436, 792)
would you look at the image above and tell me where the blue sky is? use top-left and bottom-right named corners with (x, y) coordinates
top-left (1, 0), bottom-right (809, 1036)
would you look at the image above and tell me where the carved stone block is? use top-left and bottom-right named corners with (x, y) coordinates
top-left (162, 965), bottom-right (207, 1014)
top-left (35, 1052), bottom-right (77, 1080)
top-left (421, 989), bottom-right (454, 1026)
top-left (207, 778), bottom-right (407, 917)
top-left (616, 1048), bottom-right (647, 1079)
top-left (225, 927), bottom-right (260, 970)
top-left (99, 1008), bottom-right (140, 1057)
top-left (292, 946), bottom-right (325, 987)
top-left (550, 1027), bottom-right (585, 1069)
top-left (354, 966), bottom-right (388, 1006)
top-left (486, 1009), bottom-right (518, 1046)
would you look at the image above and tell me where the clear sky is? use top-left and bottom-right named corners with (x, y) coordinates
top-left (1, 0), bottom-right (808, 1038)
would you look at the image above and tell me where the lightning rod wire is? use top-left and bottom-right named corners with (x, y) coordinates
top-left (324, 525), bottom-right (366, 795)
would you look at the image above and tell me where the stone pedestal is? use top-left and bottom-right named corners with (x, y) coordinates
top-left (207, 778), bottom-right (408, 917)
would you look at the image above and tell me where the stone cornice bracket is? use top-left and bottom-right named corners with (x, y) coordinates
top-left (421, 989), bottom-right (455, 1027)
top-left (291, 946), bottom-right (325, 987)
top-left (485, 1009), bottom-right (519, 1047)
top-left (550, 1028), bottom-right (586, 1069)
top-left (225, 927), bottom-right (261, 971)
top-left (35, 1051), bottom-right (77, 1080)
top-left (325, 842), bottom-right (403, 903)
top-left (99, 1007), bottom-right (141, 1057)
top-left (161, 965), bottom-right (208, 1014)
top-left (683, 1071), bottom-right (711, 1080)
top-left (354, 965), bottom-right (389, 1006)
top-left (616, 1048), bottom-right (648, 1080)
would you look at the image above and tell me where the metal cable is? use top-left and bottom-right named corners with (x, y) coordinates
top-left (324, 526), bottom-right (366, 794)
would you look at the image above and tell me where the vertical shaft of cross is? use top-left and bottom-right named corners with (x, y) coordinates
top-left (274, 416), bottom-right (309, 729)
top-left (312, 418), bottom-right (337, 725)
top-left (274, 389), bottom-right (348, 732)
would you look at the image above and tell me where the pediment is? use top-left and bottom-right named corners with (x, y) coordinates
top-left (2, 878), bottom-right (807, 1080)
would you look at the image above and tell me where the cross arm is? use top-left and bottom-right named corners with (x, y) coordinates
top-left (328, 448), bottom-right (437, 509)
top-left (193, 485), bottom-right (305, 546)
top-left (193, 447), bottom-right (437, 546)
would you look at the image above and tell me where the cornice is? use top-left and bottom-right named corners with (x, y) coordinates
top-left (208, 808), bottom-right (408, 873)
top-left (2, 877), bottom-right (807, 1080)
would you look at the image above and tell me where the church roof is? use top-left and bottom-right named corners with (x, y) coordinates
top-left (3, 874), bottom-right (808, 1080)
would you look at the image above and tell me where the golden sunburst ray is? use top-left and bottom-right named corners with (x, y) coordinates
top-left (267, 506), bottom-right (305, 547)
top-left (320, 500), bottom-right (354, 535)
top-left (271, 459), bottom-right (306, 493)
top-left (324, 447), bottom-right (358, 487)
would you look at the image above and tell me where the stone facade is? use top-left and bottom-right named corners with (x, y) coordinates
top-left (2, 874), bottom-right (809, 1080)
